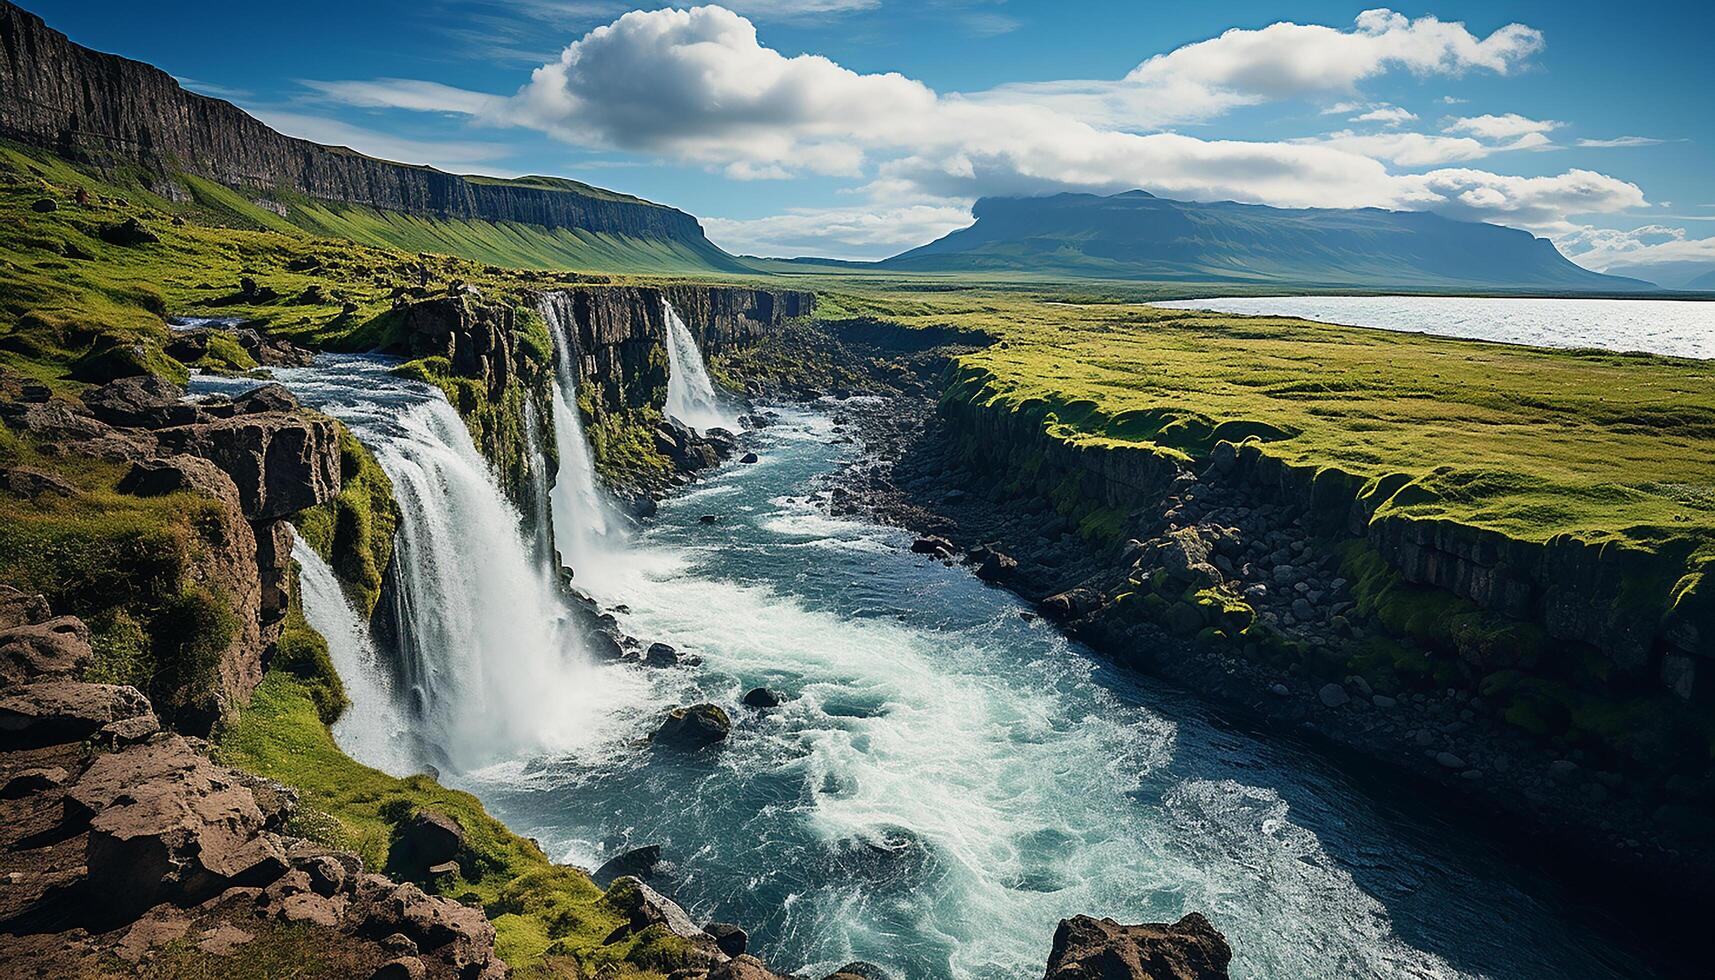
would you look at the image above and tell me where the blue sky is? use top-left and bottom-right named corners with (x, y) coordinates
top-left (25, 1), bottom-right (1715, 278)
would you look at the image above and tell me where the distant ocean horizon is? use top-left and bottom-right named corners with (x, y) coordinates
top-left (1152, 295), bottom-right (1715, 360)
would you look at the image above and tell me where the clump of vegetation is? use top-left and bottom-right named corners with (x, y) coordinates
top-left (294, 425), bottom-right (399, 617)
top-left (218, 674), bottom-right (693, 977)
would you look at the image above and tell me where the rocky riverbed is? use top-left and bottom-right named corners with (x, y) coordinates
top-left (821, 386), bottom-right (1710, 973)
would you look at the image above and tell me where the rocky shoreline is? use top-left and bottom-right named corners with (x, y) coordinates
top-left (822, 385), bottom-right (1711, 965)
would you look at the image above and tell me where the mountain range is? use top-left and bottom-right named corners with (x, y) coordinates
top-left (0, 0), bottom-right (1664, 292)
top-left (870, 191), bottom-right (1651, 292)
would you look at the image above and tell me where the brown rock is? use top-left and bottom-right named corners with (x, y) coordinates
top-left (154, 412), bottom-right (340, 521)
top-left (80, 375), bottom-right (196, 428)
top-left (0, 585), bottom-right (51, 630)
top-left (1, 765), bottom-right (69, 798)
top-left (0, 615), bottom-right (95, 684)
top-left (710, 955), bottom-right (795, 979)
top-left (197, 921), bottom-right (255, 956)
top-left (0, 681), bottom-right (153, 747)
top-left (401, 808), bottom-right (464, 867)
top-left (68, 735), bottom-right (289, 916)
top-left (360, 880), bottom-right (498, 974)
top-left (114, 908), bottom-right (192, 963)
top-left (1042, 913), bottom-right (1231, 980)
top-left (1, 466), bottom-right (76, 499)
top-left (116, 454), bottom-right (237, 500)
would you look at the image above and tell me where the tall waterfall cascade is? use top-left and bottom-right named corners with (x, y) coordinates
top-left (538, 296), bottom-right (629, 573)
top-left (663, 298), bottom-right (739, 432)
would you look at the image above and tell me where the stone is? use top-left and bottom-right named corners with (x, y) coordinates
top-left (0, 680), bottom-right (154, 747)
top-left (911, 535), bottom-right (958, 558)
top-left (705, 921), bottom-right (749, 957)
top-left (1290, 598), bottom-right (1316, 621)
top-left (1042, 913), bottom-right (1232, 980)
top-left (1040, 589), bottom-right (1098, 622)
top-left (1, 765), bottom-right (69, 798)
top-left (711, 954), bottom-right (793, 979)
top-left (0, 615), bottom-right (95, 684)
top-left (824, 963), bottom-right (893, 980)
top-left (594, 844), bottom-right (663, 887)
top-left (1435, 752), bottom-right (1466, 770)
top-left (153, 411), bottom-right (340, 520)
top-left (232, 383), bottom-right (299, 415)
top-left (740, 452), bottom-right (760, 464)
top-left (644, 642), bottom-right (680, 667)
top-left (1372, 695), bottom-right (1397, 709)
top-left (1317, 683), bottom-right (1349, 709)
top-left (372, 958), bottom-right (427, 980)
top-left (401, 809), bottom-right (464, 867)
top-left (742, 687), bottom-right (785, 709)
top-left (606, 876), bottom-right (705, 942)
top-left (116, 454), bottom-right (237, 500)
top-left (98, 216), bottom-right (160, 246)
top-left (81, 374), bottom-right (194, 428)
top-left (1269, 683), bottom-right (1290, 698)
top-left (652, 703), bottom-right (731, 748)
top-left (0, 585), bottom-right (51, 630)
top-left (968, 546), bottom-right (1019, 583)
top-left (360, 880), bottom-right (497, 974)
top-left (69, 735), bottom-right (289, 917)
top-left (30, 197), bottom-right (57, 212)
top-left (197, 922), bottom-right (255, 955)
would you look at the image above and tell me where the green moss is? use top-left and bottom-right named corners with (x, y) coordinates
top-left (149, 585), bottom-right (238, 718)
top-left (294, 425), bottom-right (398, 617)
top-left (195, 330), bottom-right (259, 373)
top-left (217, 674), bottom-right (680, 978)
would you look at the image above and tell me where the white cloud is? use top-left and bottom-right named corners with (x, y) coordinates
top-left (1305, 130), bottom-right (1489, 166)
top-left (299, 5), bottom-right (1648, 253)
top-left (704, 202), bottom-right (975, 259)
top-left (1576, 135), bottom-right (1672, 148)
top-left (1443, 112), bottom-right (1560, 140)
top-left (1351, 105), bottom-right (1418, 126)
top-left (1557, 224), bottom-right (1715, 284)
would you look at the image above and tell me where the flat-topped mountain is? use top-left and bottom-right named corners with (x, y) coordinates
top-left (0, 1), bottom-right (746, 273)
top-left (879, 190), bottom-right (1651, 292)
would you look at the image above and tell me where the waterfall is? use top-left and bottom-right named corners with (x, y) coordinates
top-left (539, 296), bottom-right (628, 574)
top-left (663, 298), bottom-right (738, 432)
top-left (193, 356), bottom-right (643, 772)
top-left (291, 530), bottom-right (417, 775)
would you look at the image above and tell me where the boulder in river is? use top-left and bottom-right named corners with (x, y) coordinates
top-left (911, 535), bottom-right (958, 558)
top-left (652, 703), bottom-right (731, 748)
top-left (593, 844), bottom-right (663, 887)
top-left (1042, 913), bottom-right (1231, 980)
top-left (742, 687), bottom-right (785, 709)
top-left (644, 642), bottom-right (680, 667)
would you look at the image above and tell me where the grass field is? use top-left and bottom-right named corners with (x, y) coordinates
top-left (815, 288), bottom-right (1715, 563)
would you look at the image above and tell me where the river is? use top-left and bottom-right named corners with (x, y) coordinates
top-left (1151, 295), bottom-right (1715, 359)
top-left (190, 360), bottom-right (1659, 980)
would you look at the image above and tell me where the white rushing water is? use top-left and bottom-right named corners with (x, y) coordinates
top-left (471, 407), bottom-right (1649, 980)
top-left (1151, 295), bottom-right (1715, 359)
top-left (663, 298), bottom-right (740, 432)
top-left (540, 297), bottom-right (628, 573)
top-left (291, 531), bottom-right (417, 775)
top-left (193, 358), bottom-right (648, 773)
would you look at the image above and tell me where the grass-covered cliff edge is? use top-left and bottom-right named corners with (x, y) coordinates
top-left (813, 286), bottom-right (1715, 874)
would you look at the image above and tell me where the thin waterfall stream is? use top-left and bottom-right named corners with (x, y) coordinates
top-left (663, 298), bottom-right (740, 432)
top-left (191, 346), bottom-right (1654, 980)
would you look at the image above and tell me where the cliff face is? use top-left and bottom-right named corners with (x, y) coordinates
top-left (539, 285), bottom-right (816, 413)
top-left (0, 2), bottom-right (720, 246)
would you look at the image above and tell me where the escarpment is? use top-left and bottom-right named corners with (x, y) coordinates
top-left (0, 1), bottom-right (729, 252)
top-left (1, 371), bottom-right (340, 730)
top-left (539, 284), bottom-right (815, 413)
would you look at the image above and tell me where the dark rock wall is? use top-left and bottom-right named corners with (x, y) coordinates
top-left (0, 2), bottom-right (710, 242)
top-left (538, 285), bottom-right (815, 413)
top-left (941, 363), bottom-right (1713, 699)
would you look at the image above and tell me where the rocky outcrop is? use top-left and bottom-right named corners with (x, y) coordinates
top-left (1042, 914), bottom-right (1231, 980)
top-left (0, 1), bottom-right (725, 253)
top-left (0, 598), bottom-right (506, 977)
top-left (2, 374), bottom-right (340, 726)
top-left (652, 703), bottom-right (732, 748)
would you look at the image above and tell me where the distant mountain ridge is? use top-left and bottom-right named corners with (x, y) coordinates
top-left (0, 1), bottom-right (747, 273)
top-left (879, 191), bottom-right (1652, 292)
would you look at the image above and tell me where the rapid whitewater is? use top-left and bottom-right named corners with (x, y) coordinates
top-left (192, 337), bottom-right (1652, 979)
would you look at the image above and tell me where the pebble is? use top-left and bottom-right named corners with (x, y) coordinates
top-left (1372, 695), bottom-right (1397, 709)
top-left (1270, 683), bottom-right (1291, 697)
top-left (1435, 751), bottom-right (1466, 769)
top-left (1318, 683), bottom-right (1350, 708)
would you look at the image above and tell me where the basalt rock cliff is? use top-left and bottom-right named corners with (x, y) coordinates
top-left (0, 1), bottom-right (737, 261)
